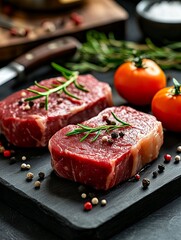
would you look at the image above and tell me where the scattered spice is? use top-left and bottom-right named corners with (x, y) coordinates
top-left (164, 154), bottom-right (172, 163)
top-left (119, 132), bottom-right (125, 138)
top-left (78, 185), bottom-right (87, 193)
top-left (21, 156), bottom-right (27, 161)
top-left (158, 164), bottom-right (165, 173)
top-left (111, 132), bottom-right (118, 139)
top-left (0, 146), bottom-right (5, 153)
top-left (26, 172), bottom-right (34, 181)
top-left (38, 172), bottom-right (45, 180)
top-left (134, 173), bottom-right (140, 181)
top-left (81, 193), bottom-right (87, 199)
top-left (102, 136), bottom-right (108, 143)
top-left (84, 201), bottom-right (92, 211)
top-left (66, 112), bottom-right (131, 142)
top-left (142, 178), bottom-right (150, 189)
top-left (26, 164), bottom-right (31, 170)
top-left (21, 163), bottom-right (31, 170)
top-left (177, 146), bottom-right (181, 153)
top-left (91, 197), bottom-right (99, 205)
top-left (101, 199), bottom-right (107, 206)
top-left (9, 156), bottom-right (17, 165)
top-left (174, 155), bottom-right (180, 164)
top-left (3, 150), bottom-right (11, 157)
top-left (152, 171), bottom-right (158, 178)
top-left (34, 181), bottom-right (41, 189)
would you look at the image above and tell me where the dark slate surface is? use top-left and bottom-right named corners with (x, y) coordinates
top-left (0, 1), bottom-right (181, 240)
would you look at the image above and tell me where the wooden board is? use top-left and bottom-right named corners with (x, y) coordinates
top-left (0, 0), bottom-right (128, 62)
top-left (0, 69), bottom-right (181, 240)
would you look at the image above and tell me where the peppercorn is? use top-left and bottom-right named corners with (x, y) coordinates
top-left (38, 172), bottom-right (45, 180)
top-left (102, 136), bottom-right (108, 143)
top-left (119, 132), bottom-right (125, 138)
top-left (3, 150), bottom-right (11, 158)
top-left (26, 172), bottom-right (34, 181)
top-left (34, 181), bottom-right (41, 189)
top-left (177, 146), bottom-right (181, 153)
top-left (152, 171), bottom-right (158, 178)
top-left (91, 197), bottom-right (99, 205)
top-left (164, 154), bottom-right (172, 163)
top-left (174, 155), bottom-right (181, 164)
top-left (101, 199), bottom-right (107, 206)
top-left (134, 173), bottom-right (140, 181)
top-left (78, 185), bottom-right (86, 193)
top-left (18, 99), bottom-right (24, 106)
top-left (84, 201), bottom-right (92, 211)
top-left (111, 132), bottom-right (118, 139)
top-left (26, 164), bottom-right (31, 170)
top-left (39, 102), bottom-right (45, 108)
top-left (21, 156), bottom-right (27, 161)
top-left (158, 164), bottom-right (165, 173)
top-left (142, 178), bottom-right (150, 189)
top-left (0, 146), bottom-right (5, 153)
top-left (108, 138), bottom-right (113, 144)
top-left (81, 193), bottom-right (87, 199)
top-left (21, 163), bottom-right (27, 170)
top-left (28, 101), bottom-right (34, 108)
top-left (9, 156), bottom-right (17, 165)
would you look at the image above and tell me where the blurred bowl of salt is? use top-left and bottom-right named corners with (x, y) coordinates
top-left (136, 0), bottom-right (181, 43)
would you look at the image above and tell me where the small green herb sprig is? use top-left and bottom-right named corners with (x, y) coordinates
top-left (66, 112), bottom-right (131, 142)
top-left (67, 31), bottom-right (181, 72)
top-left (25, 63), bottom-right (88, 110)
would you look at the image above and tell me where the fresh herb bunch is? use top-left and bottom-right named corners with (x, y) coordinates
top-left (67, 31), bottom-right (181, 72)
top-left (25, 63), bottom-right (88, 110)
top-left (66, 112), bottom-right (131, 142)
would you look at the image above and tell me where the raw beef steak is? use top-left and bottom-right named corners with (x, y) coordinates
top-left (49, 106), bottom-right (163, 190)
top-left (0, 75), bottom-right (112, 147)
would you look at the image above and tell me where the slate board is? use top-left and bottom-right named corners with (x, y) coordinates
top-left (0, 69), bottom-right (181, 240)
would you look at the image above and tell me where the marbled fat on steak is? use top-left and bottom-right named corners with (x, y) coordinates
top-left (49, 106), bottom-right (163, 190)
top-left (0, 75), bottom-right (112, 147)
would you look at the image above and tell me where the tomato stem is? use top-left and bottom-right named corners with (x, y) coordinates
top-left (173, 78), bottom-right (181, 95)
top-left (133, 56), bottom-right (144, 68)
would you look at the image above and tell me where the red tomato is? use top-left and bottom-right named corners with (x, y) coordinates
top-left (151, 84), bottom-right (181, 132)
top-left (114, 59), bottom-right (166, 106)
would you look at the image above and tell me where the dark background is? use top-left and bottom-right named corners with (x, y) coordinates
top-left (0, 1), bottom-right (181, 240)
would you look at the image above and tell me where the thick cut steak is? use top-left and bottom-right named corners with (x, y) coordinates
top-left (49, 106), bottom-right (163, 190)
top-left (0, 75), bottom-right (112, 147)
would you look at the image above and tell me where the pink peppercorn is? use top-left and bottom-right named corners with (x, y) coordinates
top-left (164, 154), bottom-right (172, 163)
top-left (135, 173), bottom-right (140, 181)
top-left (84, 201), bottom-right (92, 211)
top-left (3, 150), bottom-right (11, 158)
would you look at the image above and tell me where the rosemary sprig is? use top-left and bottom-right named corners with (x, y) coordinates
top-left (66, 112), bottom-right (131, 142)
top-left (25, 63), bottom-right (88, 110)
top-left (67, 30), bottom-right (181, 72)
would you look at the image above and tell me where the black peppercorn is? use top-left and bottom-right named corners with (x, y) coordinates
top-left (28, 101), bottom-right (34, 107)
top-left (142, 178), bottom-right (150, 189)
top-left (39, 102), bottom-right (45, 108)
top-left (152, 171), bottom-right (158, 178)
top-left (111, 132), bottom-right (118, 139)
top-left (9, 156), bottom-right (17, 165)
top-left (158, 164), bottom-right (165, 173)
top-left (38, 172), bottom-right (45, 180)
top-left (119, 132), bottom-right (125, 138)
